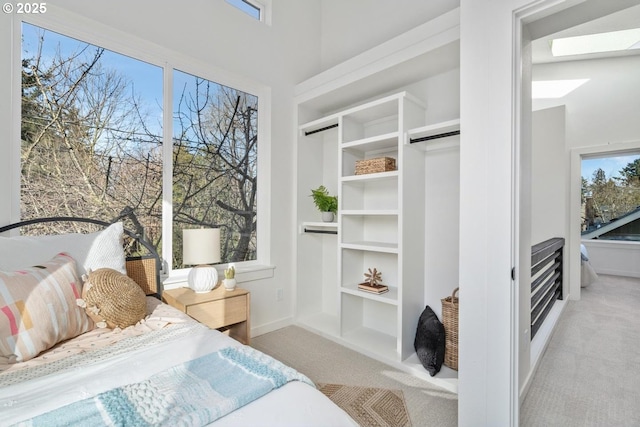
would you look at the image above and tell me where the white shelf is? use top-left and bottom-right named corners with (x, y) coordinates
top-left (406, 119), bottom-right (460, 151)
top-left (341, 241), bottom-right (398, 253)
top-left (341, 132), bottom-right (399, 153)
top-left (402, 353), bottom-right (458, 393)
top-left (302, 221), bottom-right (338, 228)
top-left (340, 93), bottom-right (407, 124)
top-left (340, 284), bottom-right (399, 306)
top-left (341, 209), bottom-right (398, 216)
top-left (341, 170), bottom-right (399, 182)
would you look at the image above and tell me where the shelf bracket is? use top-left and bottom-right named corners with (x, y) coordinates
top-left (409, 130), bottom-right (460, 144)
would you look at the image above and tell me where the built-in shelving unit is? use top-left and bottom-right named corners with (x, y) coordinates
top-left (336, 92), bottom-right (425, 362)
top-left (294, 7), bottom-right (461, 393)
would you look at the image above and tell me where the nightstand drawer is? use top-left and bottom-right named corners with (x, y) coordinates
top-left (163, 287), bottom-right (251, 344)
top-left (186, 294), bottom-right (247, 329)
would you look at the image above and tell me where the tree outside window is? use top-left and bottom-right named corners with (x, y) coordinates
top-left (581, 155), bottom-right (640, 240)
top-left (20, 23), bottom-right (258, 267)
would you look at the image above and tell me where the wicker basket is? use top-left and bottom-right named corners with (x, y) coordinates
top-left (355, 157), bottom-right (396, 175)
top-left (441, 287), bottom-right (459, 370)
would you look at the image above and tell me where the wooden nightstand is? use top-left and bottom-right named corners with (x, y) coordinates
top-left (163, 286), bottom-right (251, 345)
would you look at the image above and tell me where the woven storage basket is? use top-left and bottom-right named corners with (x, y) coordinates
top-left (355, 157), bottom-right (396, 175)
top-left (441, 287), bottom-right (459, 370)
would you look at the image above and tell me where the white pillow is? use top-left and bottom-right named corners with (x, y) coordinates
top-left (0, 222), bottom-right (126, 276)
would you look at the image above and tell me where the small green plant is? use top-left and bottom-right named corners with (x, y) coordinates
top-left (310, 185), bottom-right (338, 214)
top-left (224, 265), bottom-right (235, 279)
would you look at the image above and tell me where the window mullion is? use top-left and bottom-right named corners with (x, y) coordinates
top-left (162, 63), bottom-right (174, 275)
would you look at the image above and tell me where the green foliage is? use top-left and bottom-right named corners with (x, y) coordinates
top-left (618, 158), bottom-right (640, 186)
top-left (224, 265), bottom-right (235, 279)
top-left (582, 160), bottom-right (640, 230)
top-left (310, 185), bottom-right (338, 213)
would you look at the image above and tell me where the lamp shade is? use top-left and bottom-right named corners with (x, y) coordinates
top-left (183, 228), bottom-right (221, 265)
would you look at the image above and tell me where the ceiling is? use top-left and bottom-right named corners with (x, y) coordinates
top-left (531, 2), bottom-right (640, 64)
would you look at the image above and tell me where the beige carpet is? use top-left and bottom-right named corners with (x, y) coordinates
top-left (521, 274), bottom-right (640, 426)
top-left (251, 325), bottom-right (457, 426)
top-left (318, 383), bottom-right (411, 427)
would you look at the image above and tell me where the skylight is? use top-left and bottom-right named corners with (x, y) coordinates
top-left (532, 79), bottom-right (589, 99)
top-left (551, 28), bottom-right (640, 57)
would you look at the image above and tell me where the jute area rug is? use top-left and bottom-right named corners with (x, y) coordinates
top-left (317, 383), bottom-right (412, 427)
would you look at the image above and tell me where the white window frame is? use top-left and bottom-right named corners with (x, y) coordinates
top-left (226, 0), bottom-right (272, 26)
top-left (13, 11), bottom-right (273, 286)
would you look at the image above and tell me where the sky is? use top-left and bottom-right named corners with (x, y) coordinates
top-left (582, 154), bottom-right (640, 182)
top-left (22, 23), bottom-right (233, 142)
top-left (22, 22), bottom-right (164, 123)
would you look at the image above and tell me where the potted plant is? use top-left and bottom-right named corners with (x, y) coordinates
top-left (310, 185), bottom-right (338, 222)
top-left (223, 265), bottom-right (236, 291)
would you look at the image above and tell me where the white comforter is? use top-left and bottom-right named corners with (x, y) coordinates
top-left (0, 302), bottom-right (356, 426)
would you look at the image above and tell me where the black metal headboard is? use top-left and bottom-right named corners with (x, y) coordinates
top-left (0, 217), bottom-right (163, 299)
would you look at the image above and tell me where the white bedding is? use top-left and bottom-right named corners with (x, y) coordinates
top-left (0, 299), bottom-right (357, 426)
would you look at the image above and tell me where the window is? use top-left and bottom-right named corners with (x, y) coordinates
top-left (172, 70), bottom-right (258, 267)
top-left (581, 153), bottom-right (640, 240)
top-left (20, 23), bottom-right (260, 273)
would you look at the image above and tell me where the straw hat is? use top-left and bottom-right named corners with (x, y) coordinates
top-left (81, 268), bottom-right (146, 329)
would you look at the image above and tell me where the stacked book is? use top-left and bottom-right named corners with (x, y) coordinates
top-left (357, 282), bottom-right (388, 294)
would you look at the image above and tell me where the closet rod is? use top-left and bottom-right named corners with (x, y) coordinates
top-left (304, 228), bottom-right (338, 235)
top-left (304, 123), bottom-right (339, 136)
top-left (410, 130), bottom-right (460, 144)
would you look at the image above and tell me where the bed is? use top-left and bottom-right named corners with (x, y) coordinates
top-left (0, 217), bottom-right (357, 426)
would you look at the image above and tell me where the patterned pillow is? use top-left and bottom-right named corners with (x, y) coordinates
top-left (0, 253), bottom-right (94, 363)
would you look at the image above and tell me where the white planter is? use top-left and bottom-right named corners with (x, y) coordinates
top-left (223, 278), bottom-right (237, 291)
top-left (321, 212), bottom-right (335, 222)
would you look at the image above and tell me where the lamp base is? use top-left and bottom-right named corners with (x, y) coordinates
top-left (188, 265), bottom-right (218, 293)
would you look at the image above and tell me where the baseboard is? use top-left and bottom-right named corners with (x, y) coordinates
top-left (251, 316), bottom-right (293, 338)
top-left (593, 268), bottom-right (640, 279)
top-left (520, 298), bottom-right (567, 402)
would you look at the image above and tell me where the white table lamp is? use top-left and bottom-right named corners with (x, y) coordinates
top-left (183, 228), bottom-right (221, 293)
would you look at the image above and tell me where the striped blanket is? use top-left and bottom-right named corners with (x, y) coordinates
top-left (15, 346), bottom-right (313, 427)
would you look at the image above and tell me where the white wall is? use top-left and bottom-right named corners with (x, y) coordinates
top-left (582, 240), bottom-right (640, 278)
top-left (533, 55), bottom-right (640, 150)
top-left (532, 106), bottom-right (567, 244)
top-left (0, 0), bottom-right (323, 336)
top-left (424, 145), bottom-right (460, 317)
top-left (533, 54), bottom-right (640, 297)
top-left (415, 68), bottom-right (461, 316)
top-left (459, 0), bottom-right (541, 425)
top-left (318, 0), bottom-right (459, 71)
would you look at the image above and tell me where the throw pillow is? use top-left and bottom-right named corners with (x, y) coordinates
top-left (80, 268), bottom-right (147, 329)
top-left (0, 253), bottom-right (94, 363)
top-left (0, 222), bottom-right (126, 276)
top-left (414, 305), bottom-right (445, 377)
